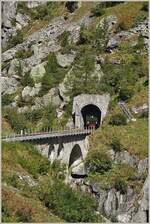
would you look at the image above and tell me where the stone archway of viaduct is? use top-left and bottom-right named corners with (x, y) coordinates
top-left (36, 135), bottom-right (89, 166)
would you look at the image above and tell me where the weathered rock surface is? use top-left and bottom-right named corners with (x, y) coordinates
top-left (98, 15), bottom-right (118, 34)
top-left (115, 150), bottom-right (139, 167)
top-left (56, 52), bottom-right (75, 67)
top-left (34, 88), bottom-right (62, 109)
top-left (132, 177), bottom-right (149, 223)
top-left (107, 19), bottom-right (148, 49)
top-left (132, 103), bottom-right (148, 114)
top-left (1, 1), bottom-right (17, 45)
top-left (30, 62), bottom-right (46, 82)
top-left (1, 76), bottom-right (19, 95)
top-left (22, 83), bottom-right (41, 99)
top-left (138, 158), bottom-right (148, 173)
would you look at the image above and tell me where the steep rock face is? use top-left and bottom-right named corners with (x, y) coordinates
top-left (1, 76), bottom-right (19, 95)
top-left (132, 177), bottom-right (149, 223)
top-left (1, 1), bottom-right (17, 45)
top-left (107, 19), bottom-right (148, 49)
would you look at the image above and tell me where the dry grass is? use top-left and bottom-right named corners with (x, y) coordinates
top-left (2, 186), bottom-right (64, 222)
top-left (89, 118), bottom-right (148, 159)
top-left (105, 2), bottom-right (144, 29)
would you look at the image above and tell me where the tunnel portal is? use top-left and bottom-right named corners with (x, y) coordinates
top-left (72, 94), bottom-right (110, 129)
top-left (81, 104), bottom-right (101, 129)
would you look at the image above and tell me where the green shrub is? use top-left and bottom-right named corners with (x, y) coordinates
top-left (91, 3), bottom-right (105, 17)
top-left (135, 35), bottom-right (145, 50)
top-left (7, 31), bottom-right (23, 48)
top-left (110, 137), bottom-right (122, 152)
top-left (24, 109), bottom-right (43, 123)
top-left (59, 31), bottom-right (70, 47)
top-left (38, 180), bottom-right (99, 222)
top-left (118, 87), bottom-right (134, 101)
top-left (86, 150), bottom-right (112, 174)
top-left (139, 110), bottom-right (148, 118)
top-left (15, 48), bottom-right (33, 59)
top-left (39, 53), bottom-right (67, 96)
top-left (2, 94), bottom-right (14, 106)
top-left (21, 72), bottom-right (34, 87)
top-left (114, 178), bottom-right (128, 194)
top-left (16, 208), bottom-right (32, 222)
top-left (8, 174), bottom-right (19, 188)
top-left (141, 2), bottom-right (148, 12)
top-left (4, 108), bottom-right (28, 133)
top-left (17, 146), bottom-right (50, 178)
top-left (2, 202), bottom-right (13, 222)
top-left (109, 113), bottom-right (127, 126)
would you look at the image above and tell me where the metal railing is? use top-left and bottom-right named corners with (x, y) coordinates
top-left (118, 101), bottom-right (136, 121)
top-left (2, 127), bottom-right (95, 142)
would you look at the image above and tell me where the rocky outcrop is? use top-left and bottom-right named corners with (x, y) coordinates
top-left (132, 103), bottom-right (148, 114)
top-left (33, 88), bottom-right (63, 109)
top-left (1, 1), bottom-right (17, 45)
top-left (107, 19), bottom-right (148, 49)
top-left (30, 62), bottom-right (46, 82)
top-left (1, 76), bottom-right (19, 95)
top-left (22, 83), bottom-right (41, 99)
top-left (56, 52), bottom-right (75, 67)
top-left (132, 177), bottom-right (149, 223)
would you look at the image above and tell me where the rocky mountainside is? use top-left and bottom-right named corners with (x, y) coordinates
top-left (1, 1), bottom-right (149, 223)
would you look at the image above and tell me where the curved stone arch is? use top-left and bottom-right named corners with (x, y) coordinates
top-left (81, 103), bottom-right (102, 128)
top-left (79, 102), bottom-right (103, 114)
top-left (68, 143), bottom-right (83, 168)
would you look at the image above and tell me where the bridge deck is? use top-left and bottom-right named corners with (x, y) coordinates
top-left (2, 129), bottom-right (93, 142)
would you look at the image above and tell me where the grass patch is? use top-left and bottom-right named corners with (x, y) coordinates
top-left (2, 186), bottom-right (64, 223)
top-left (89, 118), bottom-right (148, 159)
top-left (86, 163), bottom-right (145, 193)
top-left (2, 142), bottom-right (51, 179)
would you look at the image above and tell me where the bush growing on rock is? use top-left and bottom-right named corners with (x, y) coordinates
top-left (91, 3), bottom-right (105, 17)
top-left (118, 87), bottom-right (134, 101)
top-left (109, 113), bottom-right (127, 126)
top-left (15, 49), bottom-right (33, 59)
top-left (3, 108), bottom-right (28, 133)
top-left (86, 150), bottom-right (112, 174)
top-left (21, 72), bottom-right (34, 87)
top-left (37, 180), bottom-right (99, 222)
top-left (15, 208), bottom-right (32, 222)
top-left (39, 53), bottom-right (67, 96)
top-left (110, 137), bottom-right (122, 152)
top-left (114, 178), bottom-right (128, 194)
top-left (7, 31), bottom-right (23, 48)
top-left (141, 2), bottom-right (148, 12)
top-left (2, 94), bottom-right (15, 106)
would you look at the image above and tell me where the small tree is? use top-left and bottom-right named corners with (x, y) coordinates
top-left (110, 137), bottom-right (122, 152)
top-left (86, 150), bottom-right (112, 174)
top-left (65, 47), bottom-right (100, 97)
top-left (114, 178), bottom-right (128, 194)
top-left (91, 3), bottom-right (105, 17)
top-left (21, 72), bottom-right (34, 87)
top-left (118, 87), bottom-right (134, 101)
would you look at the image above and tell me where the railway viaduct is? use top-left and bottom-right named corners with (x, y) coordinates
top-left (3, 94), bottom-right (110, 177)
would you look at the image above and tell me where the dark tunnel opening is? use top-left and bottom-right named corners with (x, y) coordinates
top-left (69, 145), bottom-right (86, 178)
top-left (81, 104), bottom-right (101, 129)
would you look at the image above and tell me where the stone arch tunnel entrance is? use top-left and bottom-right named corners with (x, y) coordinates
top-left (81, 104), bottom-right (101, 129)
top-left (69, 144), bottom-right (86, 178)
top-left (72, 94), bottom-right (110, 129)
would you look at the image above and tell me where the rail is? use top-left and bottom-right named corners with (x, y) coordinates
top-left (2, 128), bottom-right (94, 142)
top-left (118, 101), bottom-right (136, 121)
